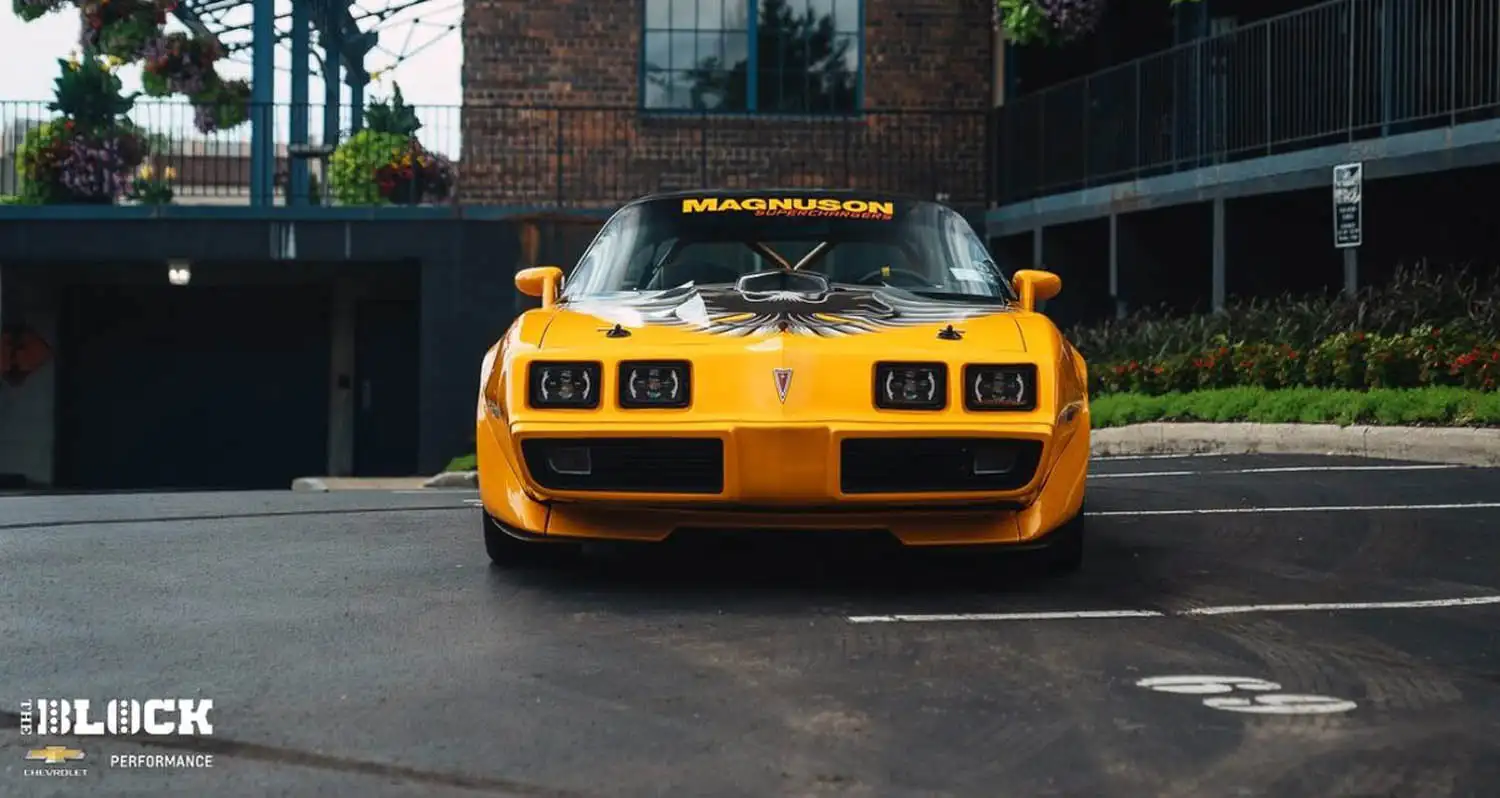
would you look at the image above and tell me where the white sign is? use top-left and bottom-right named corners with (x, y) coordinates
top-left (1333, 162), bottom-right (1362, 248)
top-left (1136, 674), bottom-right (1357, 715)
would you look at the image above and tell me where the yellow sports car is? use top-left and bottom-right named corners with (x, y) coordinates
top-left (475, 190), bottom-right (1090, 571)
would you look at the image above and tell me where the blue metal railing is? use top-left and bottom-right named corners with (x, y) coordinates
top-left (991, 0), bottom-right (1500, 205)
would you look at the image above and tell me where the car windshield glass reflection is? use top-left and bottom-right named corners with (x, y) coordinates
top-left (561, 195), bottom-right (1014, 301)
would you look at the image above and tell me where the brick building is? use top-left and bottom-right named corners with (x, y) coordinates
top-left (459, 0), bottom-right (995, 207)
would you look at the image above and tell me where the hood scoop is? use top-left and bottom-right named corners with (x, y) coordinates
top-left (734, 269), bottom-right (831, 297)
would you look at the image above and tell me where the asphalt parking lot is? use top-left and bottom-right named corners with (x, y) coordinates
top-left (4, 453), bottom-right (1500, 797)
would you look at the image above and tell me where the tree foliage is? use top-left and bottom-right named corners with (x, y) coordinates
top-left (999, 0), bottom-right (1201, 46)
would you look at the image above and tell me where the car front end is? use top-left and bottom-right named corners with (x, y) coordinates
top-left (476, 310), bottom-right (1089, 549)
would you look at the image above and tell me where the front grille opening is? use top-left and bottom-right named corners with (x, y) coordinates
top-left (840, 438), bottom-right (1043, 493)
top-left (521, 438), bottom-right (724, 493)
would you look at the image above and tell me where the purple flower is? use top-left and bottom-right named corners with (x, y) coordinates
top-left (58, 137), bottom-right (131, 200)
top-left (193, 104), bottom-right (218, 134)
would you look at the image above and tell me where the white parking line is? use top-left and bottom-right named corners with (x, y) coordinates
top-left (1180, 595), bottom-right (1500, 615)
top-left (847, 594), bottom-right (1500, 624)
top-left (1091, 453), bottom-right (1226, 461)
top-left (851, 610), bottom-right (1167, 623)
top-left (1087, 501), bottom-right (1500, 517)
top-left (1091, 464), bottom-right (1460, 479)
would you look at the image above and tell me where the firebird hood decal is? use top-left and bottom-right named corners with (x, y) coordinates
top-left (559, 283), bottom-right (1012, 338)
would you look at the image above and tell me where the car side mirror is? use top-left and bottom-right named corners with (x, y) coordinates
top-left (1012, 269), bottom-right (1061, 312)
top-left (515, 266), bottom-right (564, 308)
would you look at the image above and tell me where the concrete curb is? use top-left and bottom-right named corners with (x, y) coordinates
top-left (423, 471), bottom-right (478, 488)
top-left (1091, 422), bottom-right (1500, 467)
top-left (289, 476), bottom-right (433, 491)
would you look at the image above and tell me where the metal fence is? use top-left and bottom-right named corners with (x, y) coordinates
top-left (993, 0), bottom-right (1500, 204)
top-left (0, 100), bottom-right (990, 208)
top-left (0, 100), bottom-right (460, 206)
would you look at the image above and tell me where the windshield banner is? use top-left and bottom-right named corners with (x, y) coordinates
top-left (680, 197), bottom-right (895, 220)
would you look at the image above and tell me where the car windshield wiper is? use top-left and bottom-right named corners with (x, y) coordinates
top-left (908, 289), bottom-right (1009, 303)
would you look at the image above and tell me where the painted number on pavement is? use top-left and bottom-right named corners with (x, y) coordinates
top-left (1136, 674), bottom-right (1357, 715)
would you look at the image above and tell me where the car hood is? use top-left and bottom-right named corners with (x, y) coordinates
top-left (538, 283), bottom-right (1028, 354)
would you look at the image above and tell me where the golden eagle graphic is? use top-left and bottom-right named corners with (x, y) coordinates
top-left (561, 281), bottom-right (1012, 338)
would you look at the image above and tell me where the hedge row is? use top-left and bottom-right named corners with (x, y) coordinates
top-left (1068, 263), bottom-right (1500, 363)
top-left (1090, 327), bottom-right (1500, 395)
top-left (1073, 264), bottom-right (1500, 396)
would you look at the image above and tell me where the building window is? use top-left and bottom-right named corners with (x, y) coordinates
top-left (641, 0), bottom-right (862, 114)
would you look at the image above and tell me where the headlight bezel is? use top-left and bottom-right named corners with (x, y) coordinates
top-left (527, 361), bottom-right (603, 409)
top-left (963, 363), bottom-right (1039, 411)
top-left (618, 360), bottom-right (693, 409)
top-left (873, 361), bottom-right (948, 410)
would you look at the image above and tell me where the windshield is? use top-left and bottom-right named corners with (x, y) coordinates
top-left (560, 194), bottom-right (1014, 301)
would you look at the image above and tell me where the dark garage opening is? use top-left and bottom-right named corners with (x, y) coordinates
top-left (57, 282), bottom-right (332, 490)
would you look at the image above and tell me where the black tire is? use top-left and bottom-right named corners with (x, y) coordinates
top-left (1043, 505), bottom-right (1085, 574)
top-left (483, 513), bottom-right (576, 567)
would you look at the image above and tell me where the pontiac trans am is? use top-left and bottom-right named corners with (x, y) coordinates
top-left (475, 190), bottom-right (1090, 571)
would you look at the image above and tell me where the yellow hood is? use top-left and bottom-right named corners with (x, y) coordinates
top-left (538, 284), bottom-right (1027, 355)
top-left (511, 285), bottom-right (1036, 422)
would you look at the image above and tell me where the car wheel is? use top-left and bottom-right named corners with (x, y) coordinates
top-left (1043, 505), bottom-right (1085, 574)
top-left (483, 512), bottom-right (576, 567)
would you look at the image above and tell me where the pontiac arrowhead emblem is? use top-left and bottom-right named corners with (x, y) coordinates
top-left (772, 368), bottom-right (793, 404)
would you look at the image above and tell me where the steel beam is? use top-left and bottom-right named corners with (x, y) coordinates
top-left (249, 0), bottom-right (275, 206)
top-left (289, 0), bottom-right (311, 206)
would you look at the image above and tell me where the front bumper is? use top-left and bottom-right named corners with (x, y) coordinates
top-left (478, 417), bottom-right (1090, 547)
top-left (508, 421), bottom-right (1054, 506)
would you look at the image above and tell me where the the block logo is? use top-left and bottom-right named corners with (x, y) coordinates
top-left (20, 698), bottom-right (217, 777)
top-left (23, 698), bottom-right (214, 736)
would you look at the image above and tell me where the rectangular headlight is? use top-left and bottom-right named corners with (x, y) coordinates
top-left (964, 364), bottom-right (1037, 411)
top-left (618, 361), bottom-right (691, 408)
top-left (874, 362), bottom-right (947, 410)
top-left (528, 361), bottom-right (601, 409)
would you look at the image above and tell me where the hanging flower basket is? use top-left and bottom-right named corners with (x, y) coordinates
top-left (80, 0), bottom-right (173, 59)
top-left (141, 31), bottom-right (221, 97)
top-left (16, 57), bottom-right (150, 204)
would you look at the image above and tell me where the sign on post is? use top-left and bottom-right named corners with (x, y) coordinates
top-left (1333, 162), bottom-right (1362, 248)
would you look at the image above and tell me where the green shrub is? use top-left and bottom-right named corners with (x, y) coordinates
top-left (1090, 387), bottom-right (1500, 428)
top-left (1068, 263), bottom-right (1500, 364)
top-left (1077, 263), bottom-right (1500, 396)
top-left (328, 129), bottom-right (410, 205)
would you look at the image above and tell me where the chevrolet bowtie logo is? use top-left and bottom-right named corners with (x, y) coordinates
top-left (26, 746), bottom-right (85, 765)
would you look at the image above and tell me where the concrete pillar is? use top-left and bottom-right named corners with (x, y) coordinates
top-left (326, 278), bottom-right (357, 476)
top-left (1211, 197), bottom-right (1226, 311)
top-left (1108, 213), bottom-right (1126, 319)
top-left (0, 273), bottom-right (58, 486)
